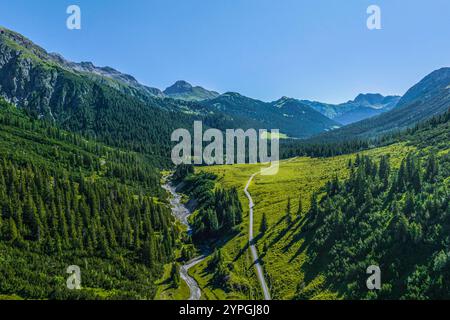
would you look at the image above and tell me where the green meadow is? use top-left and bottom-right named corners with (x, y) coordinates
top-left (155, 262), bottom-right (190, 300)
top-left (188, 143), bottom-right (413, 299)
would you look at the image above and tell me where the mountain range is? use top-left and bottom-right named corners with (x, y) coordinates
top-left (0, 25), bottom-right (449, 146)
top-left (0, 24), bottom-right (449, 302)
top-left (200, 93), bottom-right (340, 138)
top-left (302, 93), bottom-right (401, 125)
top-left (309, 67), bottom-right (450, 143)
top-left (0, 26), bottom-right (337, 140)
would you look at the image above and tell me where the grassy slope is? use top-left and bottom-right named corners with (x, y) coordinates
top-left (191, 143), bottom-right (412, 299)
top-left (155, 262), bottom-right (190, 300)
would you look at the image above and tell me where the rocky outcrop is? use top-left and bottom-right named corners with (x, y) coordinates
top-left (0, 26), bottom-right (164, 122)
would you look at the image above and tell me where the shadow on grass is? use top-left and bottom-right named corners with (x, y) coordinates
top-left (282, 215), bottom-right (308, 253)
top-left (232, 223), bottom-right (269, 263)
top-left (193, 229), bottom-right (241, 288)
top-left (232, 240), bottom-right (250, 263)
top-left (194, 229), bottom-right (240, 256)
top-left (267, 216), bottom-right (299, 249)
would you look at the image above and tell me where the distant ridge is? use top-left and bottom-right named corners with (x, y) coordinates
top-left (164, 80), bottom-right (220, 101)
top-left (201, 93), bottom-right (340, 138)
top-left (302, 93), bottom-right (401, 125)
top-left (307, 67), bottom-right (450, 142)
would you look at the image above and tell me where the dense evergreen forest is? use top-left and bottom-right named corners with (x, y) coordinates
top-left (0, 98), bottom-right (178, 299)
top-left (172, 166), bottom-right (249, 294)
top-left (174, 169), bottom-right (243, 241)
top-left (0, 27), bottom-right (260, 168)
top-left (296, 111), bottom-right (449, 299)
top-left (1, 23), bottom-right (449, 302)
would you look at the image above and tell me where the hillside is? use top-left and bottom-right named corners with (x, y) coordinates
top-left (309, 68), bottom-right (450, 143)
top-left (0, 98), bottom-right (181, 299)
top-left (202, 93), bottom-right (340, 138)
top-left (188, 144), bottom-right (410, 299)
top-left (164, 80), bottom-right (220, 101)
top-left (0, 26), bottom-right (346, 151)
top-left (177, 108), bottom-right (449, 299)
top-left (302, 94), bottom-right (400, 125)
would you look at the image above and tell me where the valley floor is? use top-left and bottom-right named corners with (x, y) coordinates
top-left (188, 143), bottom-right (412, 299)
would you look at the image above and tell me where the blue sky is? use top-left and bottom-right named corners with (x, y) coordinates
top-left (1, 0), bottom-right (449, 103)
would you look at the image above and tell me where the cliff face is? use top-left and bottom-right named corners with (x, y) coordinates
top-left (0, 27), bottom-right (166, 123)
top-left (0, 33), bottom-right (94, 121)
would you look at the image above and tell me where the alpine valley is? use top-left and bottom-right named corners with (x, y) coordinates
top-left (0, 25), bottom-right (448, 301)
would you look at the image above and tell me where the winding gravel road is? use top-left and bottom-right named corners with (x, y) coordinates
top-left (244, 173), bottom-right (271, 300)
top-left (164, 158), bottom-right (298, 300)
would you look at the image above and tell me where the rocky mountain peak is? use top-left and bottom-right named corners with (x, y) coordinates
top-left (164, 81), bottom-right (193, 95)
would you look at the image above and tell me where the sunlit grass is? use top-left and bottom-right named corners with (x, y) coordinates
top-left (155, 262), bottom-right (190, 300)
top-left (190, 143), bottom-right (413, 299)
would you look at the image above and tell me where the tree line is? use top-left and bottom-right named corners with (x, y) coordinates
top-left (297, 151), bottom-right (449, 299)
top-left (0, 98), bottom-right (178, 299)
top-left (176, 169), bottom-right (243, 241)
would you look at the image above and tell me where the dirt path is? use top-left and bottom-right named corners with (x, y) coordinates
top-left (244, 173), bottom-right (271, 300)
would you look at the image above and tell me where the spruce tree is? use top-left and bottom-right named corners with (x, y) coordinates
top-left (286, 197), bottom-right (292, 224)
top-left (425, 153), bottom-right (439, 183)
top-left (170, 263), bottom-right (180, 288)
top-left (297, 195), bottom-right (303, 218)
top-left (260, 212), bottom-right (268, 234)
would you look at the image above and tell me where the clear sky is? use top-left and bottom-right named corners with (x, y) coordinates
top-left (1, 0), bottom-right (450, 103)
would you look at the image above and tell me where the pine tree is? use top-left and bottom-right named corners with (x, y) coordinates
top-left (170, 263), bottom-right (180, 288)
top-left (396, 160), bottom-right (407, 192)
top-left (208, 249), bottom-right (223, 270)
top-left (310, 193), bottom-right (319, 221)
top-left (24, 195), bottom-right (40, 241)
top-left (141, 237), bottom-right (156, 269)
top-left (404, 192), bottom-right (415, 216)
top-left (6, 217), bottom-right (18, 242)
top-left (297, 195), bottom-right (303, 218)
top-left (425, 153), bottom-right (439, 183)
top-left (379, 155), bottom-right (390, 187)
top-left (285, 197), bottom-right (292, 224)
top-left (260, 212), bottom-right (268, 234)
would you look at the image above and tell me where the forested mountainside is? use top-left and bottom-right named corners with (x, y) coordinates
top-left (0, 24), bottom-right (449, 301)
top-left (0, 98), bottom-right (178, 299)
top-left (298, 110), bottom-right (449, 299)
top-left (201, 93), bottom-right (339, 138)
top-left (0, 27), bottom-right (240, 164)
top-left (176, 171), bottom-right (243, 242)
top-left (0, 26), bottom-right (339, 144)
top-left (279, 68), bottom-right (450, 158)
